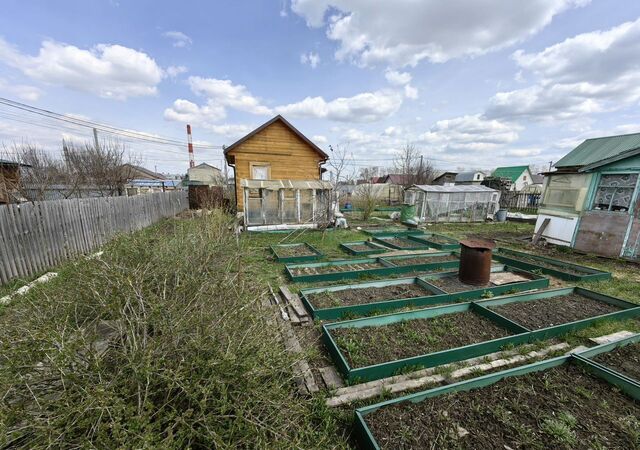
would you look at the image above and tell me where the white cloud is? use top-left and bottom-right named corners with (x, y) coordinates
top-left (418, 114), bottom-right (521, 153)
top-left (291, 0), bottom-right (587, 67)
top-left (0, 78), bottom-right (42, 101)
top-left (404, 84), bottom-right (418, 100)
top-left (312, 134), bottom-right (328, 144)
top-left (166, 65), bottom-right (188, 78)
top-left (300, 51), bottom-right (321, 68)
top-left (275, 89), bottom-right (403, 122)
top-left (505, 148), bottom-right (542, 157)
top-left (188, 76), bottom-right (272, 115)
top-left (486, 18), bottom-right (640, 122)
top-left (163, 99), bottom-right (226, 124)
top-left (384, 69), bottom-right (411, 86)
top-left (163, 31), bottom-right (193, 48)
top-left (0, 38), bottom-right (164, 100)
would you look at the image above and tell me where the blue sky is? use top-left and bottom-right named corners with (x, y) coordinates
top-left (1, 0), bottom-right (640, 175)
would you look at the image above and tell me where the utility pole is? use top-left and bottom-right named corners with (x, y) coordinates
top-left (186, 124), bottom-right (195, 169)
top-left (548, 161), bottom-right (553, 172)
top-left (93, 128), bottom-right (100, 150)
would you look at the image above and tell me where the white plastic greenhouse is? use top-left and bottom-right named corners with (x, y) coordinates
top-left (404, 185), bottom-right (501, 223)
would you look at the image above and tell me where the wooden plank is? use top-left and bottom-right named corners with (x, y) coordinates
top-left (532, 217), bottom-right (550, 245)
top-left (279, 286), bottom-right (310, 319)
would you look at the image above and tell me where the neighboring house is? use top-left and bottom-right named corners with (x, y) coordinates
top-left (534, 132), bottom-right (640, 259)
top-left (0, 159), bottom-right (29, 204)
top-left (455, 171), bottom-right (485, 185)
top-left (187, 162), bottom-right (222, 186)
top-left (432, 172), bottom-right (458, 185)
top-left (122, 164), bottom-right (175, 195)
top-left (492, 166), bottom-right (534, 191)
top-left (224, 115), bottom-right (332, 229)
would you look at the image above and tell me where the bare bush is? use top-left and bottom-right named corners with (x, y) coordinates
top-left (394, 143), bottom-right (435, 188)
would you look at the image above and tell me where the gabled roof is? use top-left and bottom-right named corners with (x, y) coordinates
top-left (410, 185), bottom-right (497, 193)
top-left (223, 115), bottom-right (329, 161)
top-left (492, 166), bottom-right (529, 182)
top-left (191, 162), bottom-right (220, 171)
top-left (0, 158), bottom-right (30, 167)
top-left (432, 171), bottom-right (457, 181)
top-left (121, 164), bottom-right (166, 180)
top-left (454, 171), bottom-right (484, 182)
top-left (555, 131), bottom-right (640, 170)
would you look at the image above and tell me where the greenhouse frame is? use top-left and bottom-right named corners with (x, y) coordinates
top-left (404, 184), bottom-right (501, 223)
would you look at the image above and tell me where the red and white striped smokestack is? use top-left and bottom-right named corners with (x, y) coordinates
top-left (186, 124), bottom-right (195, 168)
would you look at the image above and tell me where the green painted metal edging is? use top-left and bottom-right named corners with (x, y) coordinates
top-left (299, 277), bottom-right (448, 321)
top-left (361, 227), bottom-right (424, 237)
top-left (270, 242), bottom-right (324, 263)
top-left (339, 241), bottom-right (388, 256)
top-left (285, 252), bottom-right (460, 283)
top-left (408, 233), bottom-right (460, 250)
top-left (299, 265), bottom-right (548, 321)
top-left (575, 333), bottom-right (640, 387)
top-left (494, 248), bottom-right (611, 282)
top-left (354, 354), bottom-right (640, 450)
top-left (322, 287), bottom-right (640, 382)
top-left (372, 236), bottom-right (432, 250)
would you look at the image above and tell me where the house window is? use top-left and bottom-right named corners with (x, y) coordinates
top-left (523, 175), bottom-right (527, 181)
top-left (592, 173), bottom-right (638, 212)
top-left (475, 174), bottom-right (480, 180)
top-left (251, 164), bottom-right (270, 180)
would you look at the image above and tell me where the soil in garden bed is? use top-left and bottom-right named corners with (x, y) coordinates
top-left (289, 262), bottom-right (384, 276)
top-left (426, 235), bottom-right (457, 245)
top-left (502, 252), bottom-right (590, 276)
top-left (388, 255), bottom-right (459, 267)
top-left (347, 243), bottom-right (378, 252)
top-left (276, 244), bottom-right (315, 257)
top-left (593, 342), bottom-right (640, 382)
top-left (489, 294), bottom-right (621, 330)
top-left (365, 363), bottom-right (640, 449)
top-left (380, 238), bottom-right (424, 249)
top-left (331, 311), bottom-right (512, 368)
top-left (307, 283), bottom-right (433, 309)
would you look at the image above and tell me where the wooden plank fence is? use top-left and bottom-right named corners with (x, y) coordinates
top-left (0, 191), bottom-right (188, 285)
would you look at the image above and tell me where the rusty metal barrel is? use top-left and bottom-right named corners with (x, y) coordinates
top-left (458, 238), bottom-right (496, 286)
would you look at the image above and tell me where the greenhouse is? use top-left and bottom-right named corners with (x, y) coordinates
top-left (404, 185), bottom-right (501, 223)
top-left (241, 179), bottom-right (333, 230)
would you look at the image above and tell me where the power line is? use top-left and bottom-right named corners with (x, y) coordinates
top-left (0, 97), bottom-right (222, 149)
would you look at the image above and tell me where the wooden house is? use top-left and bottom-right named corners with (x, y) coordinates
top-left (224, 115), bottom-right (332, 229)
top-left (432, 172), bottom-right (457, 185)
top-left (535, 132), bottom-right (640, 259)
top-left (491, 166), bottom-right (534, 191)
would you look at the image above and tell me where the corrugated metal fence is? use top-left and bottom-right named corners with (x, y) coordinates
top-left (0, 191), bottom-right (188, 285)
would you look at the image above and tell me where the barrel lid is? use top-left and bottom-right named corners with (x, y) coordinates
top-left (459, 238), bottom-right (496, 250)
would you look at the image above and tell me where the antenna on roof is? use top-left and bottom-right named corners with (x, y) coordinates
top-left (186, 124), bottom-right (195, 169)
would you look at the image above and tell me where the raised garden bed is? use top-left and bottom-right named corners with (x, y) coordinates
top-left (270, 242), bottom-right (323, 263)
top-left (493, 247), bottom-right (611, 282)
top-left (323, 287), bottom-right (640, 381)
top-left (380, 254), bottom-right (458, 267)
top-left (331, 310), bottom-right (514, 368)
top-left (488, 293), bottom-right (622, 330)
top-left (408, 233), bottom-right (460, 250)
top-left (340, 241), bottom-right (388, 256)
top-left (579, 334), bottom-right (640, 385)
top-left (356, 355), bottom-right (640, 449)
top-left (361, 228), bottom-right (424, 237)
top-left (286, 252), bottom-right (460, 283)
top-left (373, 236), bottom-right (431, 250)
top-left (299, 266), bottom-right (548, 320)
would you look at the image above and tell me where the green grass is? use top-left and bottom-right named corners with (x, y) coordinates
top-left (0, 212), bottom-right (350, 448)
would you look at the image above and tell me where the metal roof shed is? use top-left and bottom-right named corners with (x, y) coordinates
top-left (405, 185), bottom-right (500, 223)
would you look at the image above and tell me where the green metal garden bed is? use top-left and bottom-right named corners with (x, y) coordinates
top-left (322, 287), bottom-right (640, 382)
top-left (360, 227), bottom-right (424, 238)
top-left (299, 265), bottom-right (548, 320)
top-left (493, 247), bottom-right (611, 282)
top-left (407, 233), bottom-right (460, 250)
top-left (576, 333), bottom-right (640, 387)
top-left (340, 241), bottom-right (389, 256)
top-left (354, 351), bottom-right (640, 449)
top-left (285, 251), bottom-right (460, 283)
top-left (372, 236), bottom-right (432, 250)
top-left (270, 242), bottom-right (324, 263)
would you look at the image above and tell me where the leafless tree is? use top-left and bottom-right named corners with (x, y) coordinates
top-left (10, 143), bottom-right (63, 201)
top-left (327, 143), bottom-right (356, 208)
top-left (393, 143), bottom-right (435, 188)
top-left (353, 166), bottom-right (380, 220)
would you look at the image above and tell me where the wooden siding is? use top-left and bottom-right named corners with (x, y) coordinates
top-left (227, 120), bottom-right (323, 210)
